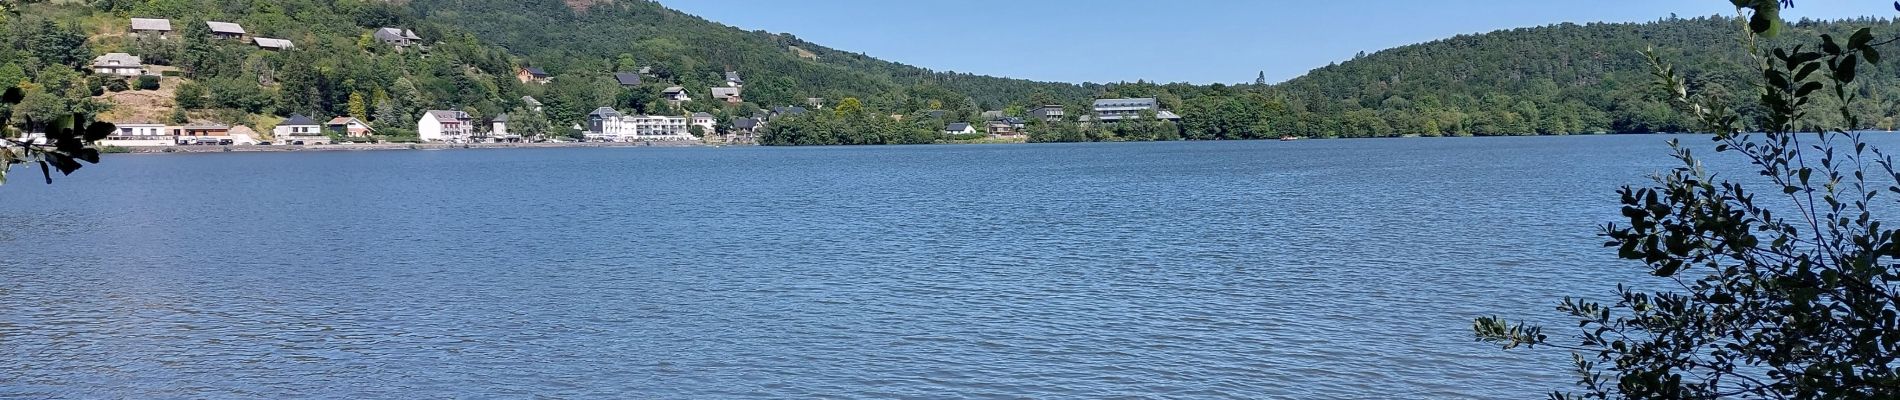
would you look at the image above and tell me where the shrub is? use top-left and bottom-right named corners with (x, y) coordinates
top-left (135, 75), bottom-right (160, 90)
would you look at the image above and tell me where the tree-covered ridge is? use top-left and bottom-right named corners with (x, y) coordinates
top-left (1259, 15), bottom-right (1900, 138)
top-left (1, 0), bottom-right (1097, 141)
top-left (406, 0), bottom-right (1094, 116)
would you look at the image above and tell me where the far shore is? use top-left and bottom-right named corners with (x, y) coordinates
top-left (107, 140), bottom-right (719, 154)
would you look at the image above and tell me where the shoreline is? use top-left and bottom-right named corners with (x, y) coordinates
top-left (108, 141), bottom-right (719, 154)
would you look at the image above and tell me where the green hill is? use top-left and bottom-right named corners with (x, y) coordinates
top-left (1168, 15), bottom-right (1900, 140)
top-left (4, 1), bottom-right (1899, 143)
top-left (0, 0), bottom-right (1092, 139)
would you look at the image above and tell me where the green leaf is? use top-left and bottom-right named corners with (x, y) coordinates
top-left (1822, 35), bottom-right (1842, 55)
top-left (1744, 0), bottom-right (1783, 37)
top-left (1864, 47), bottom-right (1882, 65)
top-left (71, 148), bottom-right (99, 164)
top-left (1794, 62), bottom-right (1821, 82)
top-left (83, 121), bottom-right (115, 142)
top-left (1850, 28), bottom-right (1875, 50)
top-left (1839, 54), bottom-right (1859, 83)
top-left (1796, 81), bottom-right (1824, 98)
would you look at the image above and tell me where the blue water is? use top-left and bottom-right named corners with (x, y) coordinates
top-left (0, 136), bottom-right (1776, 397)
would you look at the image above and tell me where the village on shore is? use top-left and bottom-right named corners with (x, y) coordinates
top-left (79, 17), bottom-right (1186, 150)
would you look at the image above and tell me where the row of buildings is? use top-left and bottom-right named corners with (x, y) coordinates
top-left (98, 115), bottom-right (373, 147)
top-left (941, 97), bottom-right (1184, 137)
top-left (129, 18), bottom-right (308, 50)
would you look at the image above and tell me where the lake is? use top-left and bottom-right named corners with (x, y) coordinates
top-left (0, 135), bottom-right (1793, 398)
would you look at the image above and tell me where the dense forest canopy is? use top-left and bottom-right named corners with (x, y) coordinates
top-left (3, 1), bottom-right (1899, 143)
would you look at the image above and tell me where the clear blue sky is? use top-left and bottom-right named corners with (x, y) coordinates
top-left (663, 0), bottom-right (1888, 85)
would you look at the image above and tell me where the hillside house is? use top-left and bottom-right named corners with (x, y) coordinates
top-left (522, 96), bottom-right (544, 112)
top-left (662, 86), bottom-right (691, 102)
top-left (585, 107), bottom-right (695, 141)
top-left (987, 118), bottom-right (1026, 137)
top-left (516, 67), bottom-right (551, 84)
top-left (806, 97), bottom-right (825, 109)
top-left (733, 117), bottom-right (760, 134)
top-left (253, 37), bottom-right (294, 51)
top-left (489, 114), bottom-right (510, 137)
top-left (725, 71), bottom-right (743, 87)
top-left (417, 110), bottom-right (473, 142)
top-left (769, 106), bottom-right (809, 120)
top-left (1028, 105), bottom-right (1066, 122)
top-left (326, 117), bottom-right (374, 137)
top-left (374, 27), bottom-right (422, 47)
top-left (710, 87), bottom-right (742, 104)
top-left (944, 123), bottom-right (976, 135)
top-left (614, 72), bottom-right (642, 87)
top-left (691, 112), bottom-right (715, 133)
top-left (273, 114), bottom-right (329, 144)
top-left (90, 53), bottom-right (145, 77)
top-left (112, 123), bottom-right (167, 138)
top-left (206, 21), bottom-right (245, 39)
top-left (167, 124), bottom-right (232, 144)
top-left (100, 122), bottom-right (170, 146)
top-left (1092, 98), bottom-right (1182, 123)
top-left (129, 18), bottom-right (172, 39)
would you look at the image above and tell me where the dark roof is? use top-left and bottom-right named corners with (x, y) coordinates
top-left (280, 114), bottom-right (319, 126)
top-left (923, 110), bottom-right (947, 118)
top-left (725, 71), bottom-right (743, 82)
top-left (945, 123), bottom-right (972, 132)
top-left (613, 73), bottom-right (642, 86)
top-left (492, 113), bottom-right (509, 122)
top-left (522, 67), bottom-right (549, 77)
top-left (772, 106), bottom-right (808, 116)
top-left (588, 107), bottom-right (620, 117)
top-left (734, 118), bottom-right (760, 129)
top-left (425, 110), bottom-right (469, 121)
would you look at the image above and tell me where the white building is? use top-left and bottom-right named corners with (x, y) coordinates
top-left (585, 107), bottom-right (695, 142)
top-left (1092, 98), bottom-right (1182, 123)
top-left (418, 110), bottom-right (473, 142)
top-left (99, 122), bottom-right (171, 146)
top-left (273, 114), bottom-right (329, 145)
top-left (691, 112), bottom-right (715, 133)
top-left (91, 53), bottom-right (144, 77)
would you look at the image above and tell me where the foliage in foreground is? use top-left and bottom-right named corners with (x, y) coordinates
top-left (1475, 2), bottom-right (1900, 398)
top-left (0, 86), bottom-right (113, 185)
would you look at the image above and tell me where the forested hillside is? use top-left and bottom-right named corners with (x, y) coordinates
top-left (1166, 15), bottom-right (1900, 139)
top-left (0, 0), bottom-right (1091, 140)
top-left (5, 0), bottom-right (1900, 143)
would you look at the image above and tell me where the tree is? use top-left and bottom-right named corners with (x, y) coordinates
top-left (174, 82), bottom-right (207, 110)
top-left (1255, 71), bottom-right (1267, 86)
top-left (372, 99), bottom-right (405, 131)
top-left (508, 107), bottom-right (550, 138)
top-left (1476, 3), bottom-right (1900, 398)
top-left (347, 92), bottom-right (369, 119)
top-left (0, 87), bottom-right (111, 186)
top-left (135, 75), bottom-right (160, 91)
top-left (834, 97), bottom-right (863, 117)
